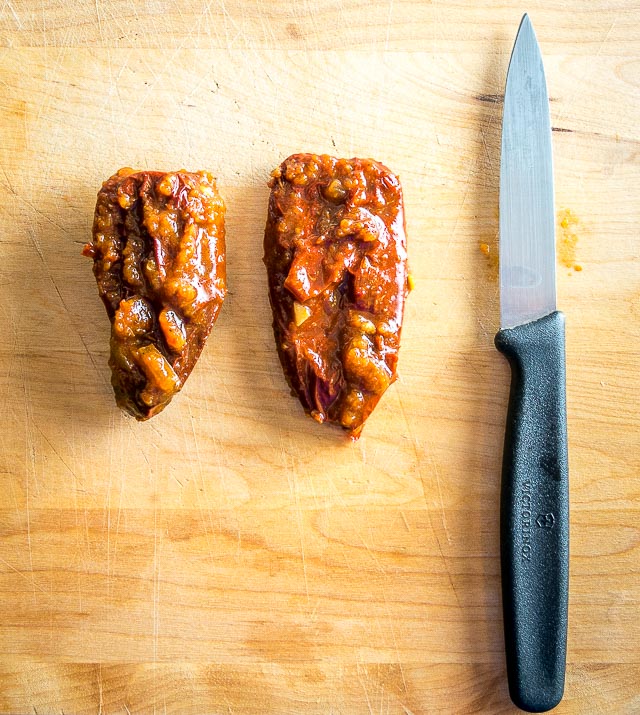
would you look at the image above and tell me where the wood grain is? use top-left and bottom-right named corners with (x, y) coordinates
top-left (0, 1), bottom-right (639, 713)
top-left (1, 0), bottom-right (638, 55)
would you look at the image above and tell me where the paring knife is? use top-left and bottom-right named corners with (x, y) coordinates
top-left (495, 14), bottom-right (569, 713)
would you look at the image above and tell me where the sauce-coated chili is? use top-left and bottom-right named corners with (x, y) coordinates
top-left (84, 168), bottom-right (226, 419)
top-left (264, 154), bottom-right (409, 438)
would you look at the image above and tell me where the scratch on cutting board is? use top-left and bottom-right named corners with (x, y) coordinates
top-left (128, 33), bottom-right (197, 121)
top-left (40, 0), bottom-right (47, 50)
top-left (105, 476), bottom-right (112, 600)
top-left (203, 399), bottom-right (236, 528)
top-left (447, 163), bottom-right (474, 254)
top-left (198, 1), bottom-right (226, 53)
top-left (22, 195), bottom-right (68, 234)
top-left (356, 663), bottom-right (375, 715)
top-left (299, 0), bottom-right (319, 50)
top-left (34, 421), bottom-right (76, 478)
top-left (381, 587), bottom-right (408, 696)
top-left (292, 463), bottom-right (310, 604)
top-left (207, 3), bottom-right (229, 47)
top-left (94, 0), bottom-right (105, 44)
top-left (27, 228), bottom-right (108, 385)
top-left (398, 398), bottom-right (451, 544)
top-left (397, 391), bottom-right (461, 610)
top-left (278, 433), bottom-right (306, 595)
top-left (20, 359), bottom-right (39, 603)
top-left (189, 408), bottom-right (220, 561)
top-left (71, 474), bottom-right (84, 613)
top-left (596, 18), bottom-right (617, 57)
top-left (385, 0), bottom-right (394, 51)
top-left (430, 449), bottom-right (451, 545)
top-left (82, 505), bottom-right (91, 571)
top-left (447, 80), bottom-right (502, 257)
top-left (553, 17), bottom-right (617, 128)
top-left (106, 48), bottom-right (130, 121)
top-left (378, 681), bottom-right (386, 714)
top-left (479, 126), bottom-right (496, 175)
top-left (96, 663), bottom-right (104, 715)
top-left (4, 0), bottom-right (22, 29)
top-left (307, 472), bottom-right (320, 509)
top-left (153, 503), bottom-right (160, 663)
top-left (22, 383), bottom-right (39, 498)
top-left (105, 418), bottom-right (118, 604)
top-left (424, 451), bottom-right (462, 612)
top-left (0, 556), bottom-right (46, 593)
top-left (361, 522), bottom-right (387, 575)
top-left (256, 0), bottom-right (277, 47)
top-left (374, 34), bottom-right (390, 144)
top-left (219, 0), bottom-right (247, 49)
top-left (0, 164), bottom-right (16, 203)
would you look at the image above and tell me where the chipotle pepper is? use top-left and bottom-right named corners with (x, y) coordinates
top-left (264, 153), bottom-right (409, 438)
top-left (84, 168), bottom-right (226, 419)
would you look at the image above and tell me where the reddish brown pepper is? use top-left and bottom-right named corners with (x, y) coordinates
top-left (84, 168), bottom-right (226, 419)
top-left (264, 153), bottom-right (409, 438)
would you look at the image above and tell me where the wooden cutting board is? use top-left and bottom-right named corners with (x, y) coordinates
top-left (1, 2), bottom-right (639, 713)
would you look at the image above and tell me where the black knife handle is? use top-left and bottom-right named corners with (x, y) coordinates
top-left (495, 311), bottom-right (569, 713)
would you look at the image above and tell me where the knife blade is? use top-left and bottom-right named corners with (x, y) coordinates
top-left (495, 14), bottom-right (569, 714)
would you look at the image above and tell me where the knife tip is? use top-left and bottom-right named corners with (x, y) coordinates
top-left (519, 12), bottom-right (532, 31)
top-left (513, 12), bottom-right (539, 56)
